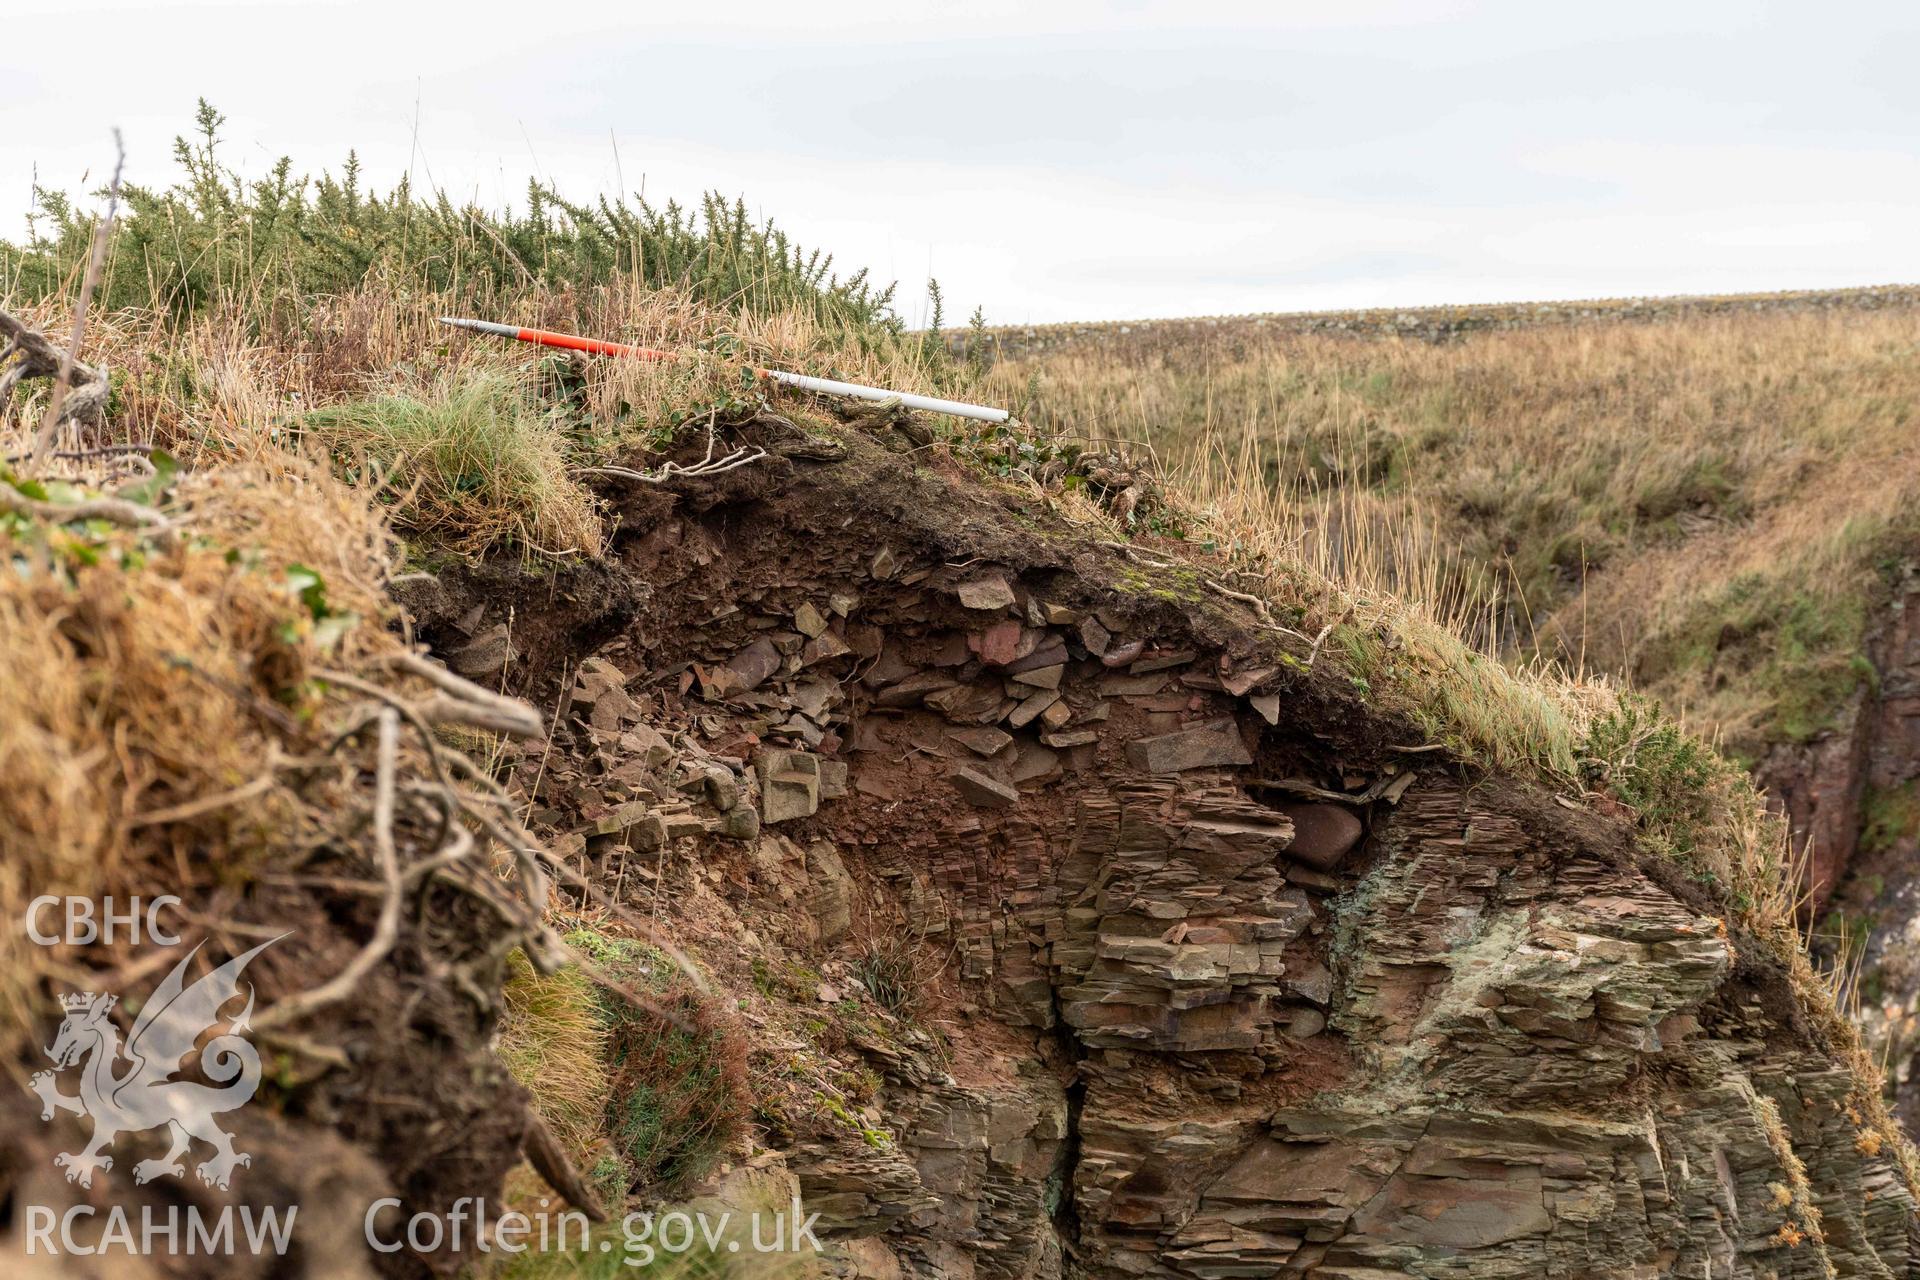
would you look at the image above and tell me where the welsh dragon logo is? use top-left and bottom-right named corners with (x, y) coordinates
top-left (30, 937), bottom-right (281, 1191)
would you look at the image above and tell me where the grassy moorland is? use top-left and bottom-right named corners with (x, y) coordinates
top-left (7, 107), bottom-right (1915, 1242)
top-left (986, 306), bottom-right (1920, 761)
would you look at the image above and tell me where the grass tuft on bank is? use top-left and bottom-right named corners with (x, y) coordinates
top-left (301, 368), bottom-right (603, 557)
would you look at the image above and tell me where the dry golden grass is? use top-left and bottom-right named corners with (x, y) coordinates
top-left (0, 457), bottom-right (399, 1047)
top-left (1141, 405), bottom-right (1601, 780)
top-left (498, 947), bottom-right (613, 1162)
top-left (4, 281), bottom-right (968, 563)
top-left (991, 308), bottom-right (1920, 752)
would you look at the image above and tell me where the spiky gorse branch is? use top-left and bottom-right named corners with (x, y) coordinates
top-left (2, 100), bottom-right (903, 335)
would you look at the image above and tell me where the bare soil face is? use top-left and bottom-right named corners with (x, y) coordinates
top-left (6, 410), bottom-right (1910, 1278)
top-left (408, 415), bottom-right (1915, 1278)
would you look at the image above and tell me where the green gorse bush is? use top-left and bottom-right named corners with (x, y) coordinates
top-left (3, 100), bottom-right (901, 337)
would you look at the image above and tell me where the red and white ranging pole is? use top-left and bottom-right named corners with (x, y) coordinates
top-left (439, 317), bottom-right (1010, 423)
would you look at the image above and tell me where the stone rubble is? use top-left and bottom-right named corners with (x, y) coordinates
top-left (498, 523), bottom-right (1916, 1280)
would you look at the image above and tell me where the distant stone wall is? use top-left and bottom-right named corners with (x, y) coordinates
top-left (948, 284), bottom-right (1920, 363)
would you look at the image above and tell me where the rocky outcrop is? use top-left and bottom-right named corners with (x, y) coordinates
top-left (1757, 564), bottom-right (1920, 910)
top-left (433, 419), bottom-right (1918, 1278)
top-left (1059, 778), bottom-right (1910, 1278)
top-left (1804, 565), bottom-right (1920, 1127)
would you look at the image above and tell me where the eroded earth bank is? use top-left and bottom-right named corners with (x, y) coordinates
top-left (412, 416), bottom-right (1919, 1279)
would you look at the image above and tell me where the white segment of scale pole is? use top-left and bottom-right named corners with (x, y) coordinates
top-left (764, 369), bottom-right (1010, 423)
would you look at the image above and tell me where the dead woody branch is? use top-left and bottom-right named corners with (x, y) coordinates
top-left (0, 129), bottom-right (125, 467)
top-left (0, 308), bottom-right (110, 442)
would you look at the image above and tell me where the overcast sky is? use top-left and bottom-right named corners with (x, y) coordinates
top-left (4, 1), bottom-right (1916, 325)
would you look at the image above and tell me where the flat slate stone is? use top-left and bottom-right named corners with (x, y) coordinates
top-left (957, 575), bottom-right (1017, 611)
top-left (726, 638), bottom-right (781, 691)
top-left (794, 601), bottom-right (829, 637)
top-left (1004, 637), bottom-right (1069, 675)
top-left (1221, 665), bottom-right (1277, 697)
top-left (951, 767), bottom-right (1019, 809)
top-left (1283, 960), bottom-right (1335, 1006)
top-left (969, 620), bottom-right (1024, 667)
top-left (1007, 688), bottom-right (1062, 728)
top-left (1130, 649), bottom-right (1198, 675)
top-left (1010, 744), bottom-right (1061, 784)
top-left (571, 656), bottom-right (626, 703)
top-left (801, 631), bottom-right (851, 666)
top-left (875, 670), bottom-right (958, 708)
top-left (593, 800), bottom-right (650, 836)
top-left (1011, 664), bottom-right (1064, 690)
top-left (1125, 722), bottom-right (1253, 773)
top-left (927, 681), bottom-right (1014, 725)
top-left (948, 726), bottom-right (1015, 757)
top-left (1098, 672), bottom-right (1166, 696)
top-left (619, 725), bottom-right (673, 766)
top-left (1041, 729), bottom-right (1099, 748)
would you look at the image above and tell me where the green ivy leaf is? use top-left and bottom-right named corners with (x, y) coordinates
top-left (285, 563), bottom-right (331, 620)
top-left (7, 475), bottom-right (50, 502)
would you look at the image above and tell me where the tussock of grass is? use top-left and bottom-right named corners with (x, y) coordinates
top-left (300, 369), bottom-right (603, 557)
top-left (1354, 612), bottom-right (1596, 780)
top-left (499, 948), bottom-right (613, 1163)
top-left (849, 934), bottom-right (941, 1020)
top-left (560, 929), bottom-right (751, 1203)
top-left (495, 926), bottom-right (759, 1235)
